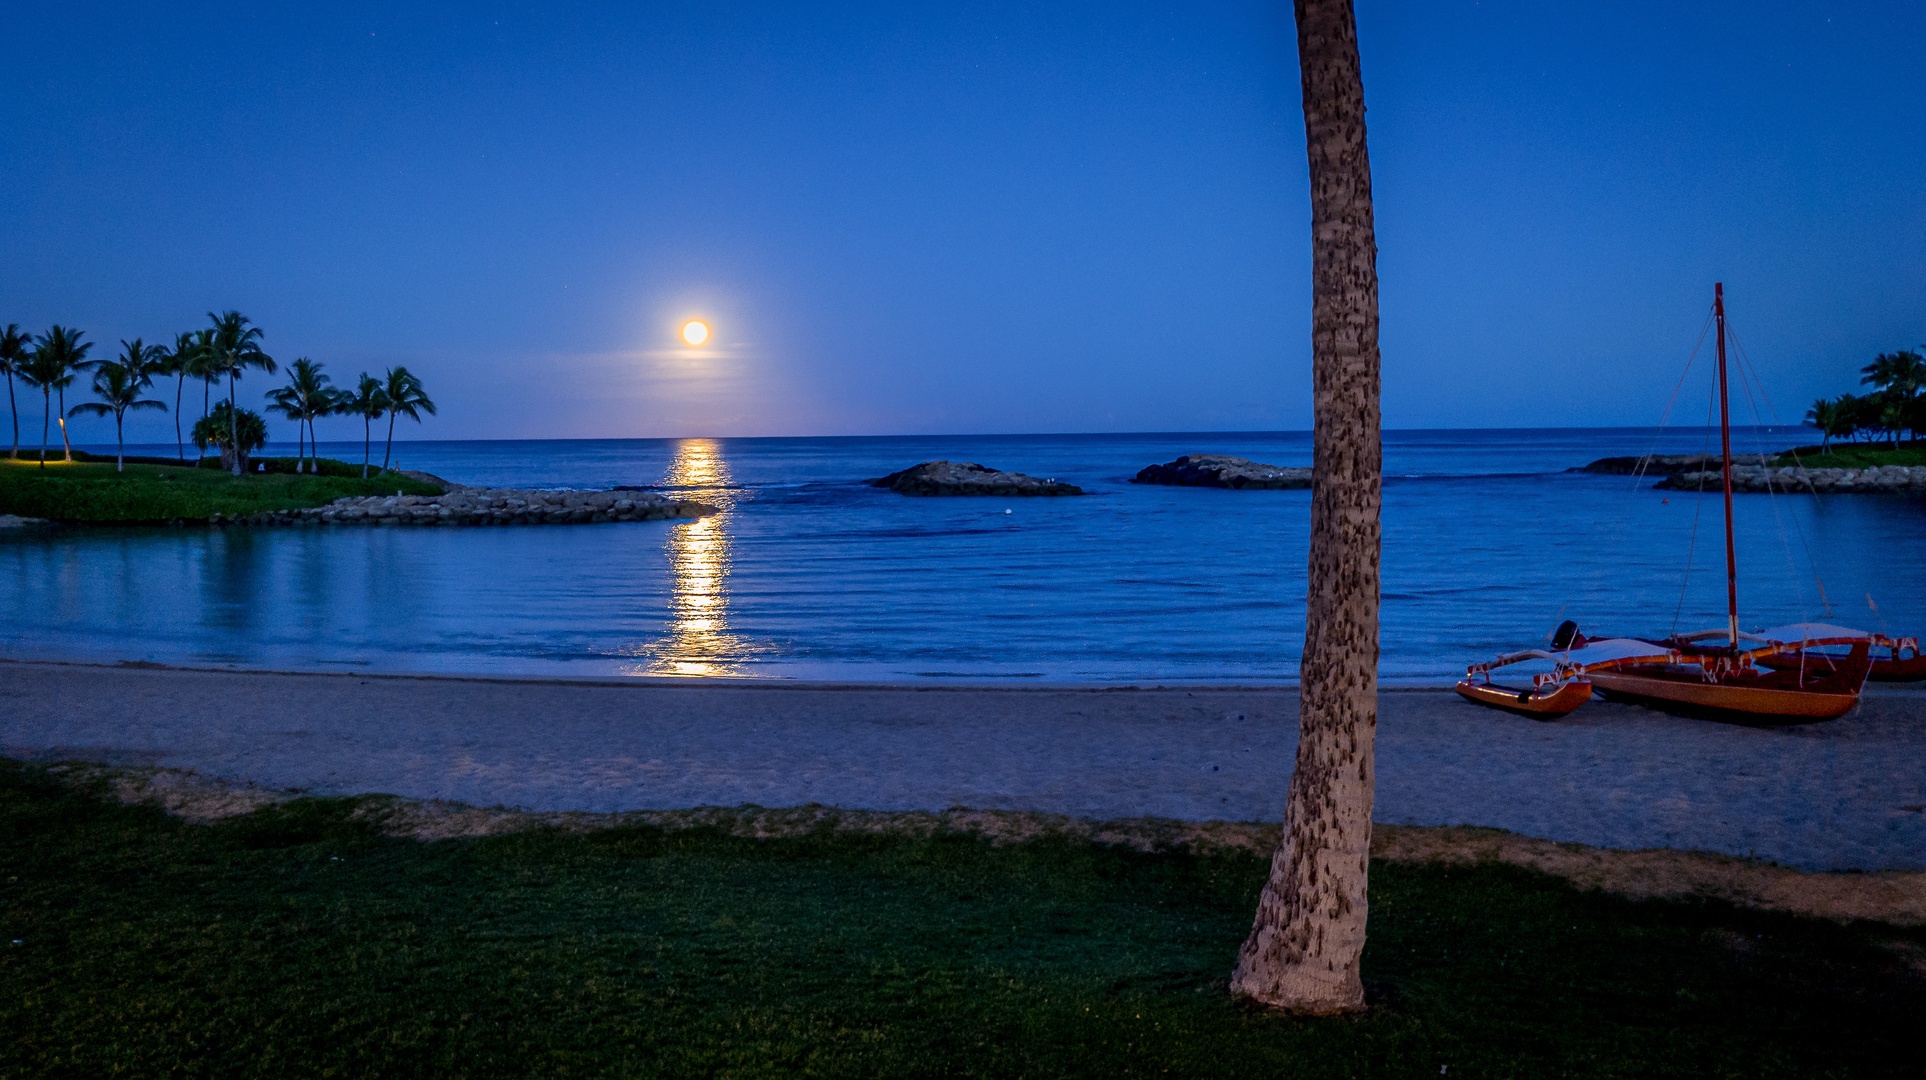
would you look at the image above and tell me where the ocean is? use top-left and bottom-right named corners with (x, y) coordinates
top-left (4, 428), bottom-right (1920, 683)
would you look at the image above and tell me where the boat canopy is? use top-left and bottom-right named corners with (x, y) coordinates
top-left (1674, 623), bottom-right (1874, 646)
top-left (1557, 638), bottom-right (1677, 668)
top-left (1752, 623), bottom-right (1873, 644)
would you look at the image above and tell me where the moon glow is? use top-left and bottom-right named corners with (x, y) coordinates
top-left (681, 320), bottom-right (710, 346)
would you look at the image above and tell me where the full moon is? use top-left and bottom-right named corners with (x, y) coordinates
top-left (681, 320), bottom-right (710, 346)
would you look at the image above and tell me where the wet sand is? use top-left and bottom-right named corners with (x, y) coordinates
top-left (2, 660), bottom-right (1921, 871)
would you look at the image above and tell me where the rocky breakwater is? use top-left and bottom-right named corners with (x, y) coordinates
top-left (1133, 454), bottom-right (1311, 489)
top-left (1578, 453), bottom-right (1772, 476)
top-left (869, 461), bottom-right (1082, 496)
top-left (222, 487), bottom-right (717, 527)
top-left (1657, 464), bottom-right (1926, 494)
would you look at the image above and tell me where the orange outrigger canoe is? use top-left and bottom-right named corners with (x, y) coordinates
top-left (1457, 285), bottom-right (1919, 725)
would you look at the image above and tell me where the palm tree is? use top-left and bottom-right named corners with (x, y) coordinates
top-left (1805, 397), bottom-right (1841, 453)
top-left (266, 358), bottom-right (337, 473)
top-left (20, 326), bottom-right (94, 466)
top-left (0, 323), bottom-right (29, 460)
top-left (343, 373), bottom-right (390, 478)
top-left (1230, 0), bottom-right (1382, 1015)
top-left (69, 341), bottom-right (168, 471)
top-left (160, 331), bottom-right (206, 462)
top-left (378, 366), bottom-right (435, 473)
top-left (204, 311), bottom-right (276, 475)
top-left (1860, 349), bottom-right (1925, 443)
top-left (189, 329), bottom-right (220, 464)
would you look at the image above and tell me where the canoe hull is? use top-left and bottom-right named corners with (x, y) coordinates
top-left (1587, 668), bottom-right (1861, 723)
top-left (1455, 678), bottom-right (1594, 719)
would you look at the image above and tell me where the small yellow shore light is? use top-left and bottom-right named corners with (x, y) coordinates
top-left (681, 320), bottom-right (710, 347)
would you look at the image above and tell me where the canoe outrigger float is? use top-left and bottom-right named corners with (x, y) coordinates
top-left (1457, 283), bottom-right (1923, 724)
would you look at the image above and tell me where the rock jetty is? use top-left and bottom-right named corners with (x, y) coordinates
top-left (869, 461), bottom-right (1082, 496)
top-left (219, 487), bottom-right (716, 527)
top-left (1657, 464), bottom-right (1926, 494)
top-left (1577, 454), bottom-right (1774, 475)
top-left (1132, 454), bottom-right (1311, 489)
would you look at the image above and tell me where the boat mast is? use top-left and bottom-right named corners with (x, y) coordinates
top-left (1714, 282), bottom-right (1739, 649)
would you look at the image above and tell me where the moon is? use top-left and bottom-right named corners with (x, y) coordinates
top-left (681, 320), bottom-right (710, 347)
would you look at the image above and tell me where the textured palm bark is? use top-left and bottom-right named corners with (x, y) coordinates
top-left (1229, 0), bottom-right (1381, 1014)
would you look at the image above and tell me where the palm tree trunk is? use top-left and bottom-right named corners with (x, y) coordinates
top-left (7, 372), bottom-right (17, 459)
top-left (1230, 0), bottom-right (1381, 1016)
top-left (229, 372), bottom-right (242, 476)
top-left (39, 390), bottom-right (49, 467)
top-left (382, 411), bottom-right (396, 473)
top-left (58, 387), bottom-right (72, 462)
top-left (363, 416), bottom-right (372, 479)
top-left (174, 373), bottom-right (185, 462)
top-left (296, 413), bottom-right (306, 473)
top-left (199, 379), bottom-right (210, 467)
top-left (115, 411), bottom-right (125, 472)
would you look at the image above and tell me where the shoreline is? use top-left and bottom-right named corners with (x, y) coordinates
top-left (4, 659), bottom-right (1920, 873)
top-left (40, 759), bottom-right (1924, 927)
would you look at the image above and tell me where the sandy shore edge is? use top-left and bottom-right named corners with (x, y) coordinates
top-left (38, 760), bottom-right (1926, 929)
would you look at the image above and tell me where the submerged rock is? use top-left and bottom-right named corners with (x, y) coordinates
top-left (222, 487), bottom-right (717, 527)
top-left (1132, 454), bottom-right (1311, 489)
top-left (869, 461), bottom-right (1082, 496)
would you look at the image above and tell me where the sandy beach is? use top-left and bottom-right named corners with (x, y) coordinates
top-left (2, 660), bottom-right (1922, 872)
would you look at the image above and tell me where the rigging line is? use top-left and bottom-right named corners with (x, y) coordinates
top-left (1729, 339), bottom-right (1811, 622)
top-left (1580, 307), bottom-right (1714, 641)
top-left (1629, 308), bottom-right (1716, 493)
top-left (1727, 323), bottom-right (1833, 617)
top-left (1671, 371), bottom-right (1721, 636)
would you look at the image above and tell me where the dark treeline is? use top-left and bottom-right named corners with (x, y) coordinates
top-left (0, 313), bottom-right (433, 477)
top-left (1805, 349), bottom-right (1926, 449)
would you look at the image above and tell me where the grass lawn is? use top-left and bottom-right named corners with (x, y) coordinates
top-left (0, 454), bottom-right (442, 523)
top-left (1, 763), bottom-right (1920, 1078)
top-left (1772, 441), bottom-right (1926, 469)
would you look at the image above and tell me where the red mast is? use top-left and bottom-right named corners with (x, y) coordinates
top-left (1714, 283), bottom-right (1739, 649)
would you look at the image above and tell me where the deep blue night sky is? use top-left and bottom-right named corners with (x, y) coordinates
top-left (3, 1), bottom-right (1922, 442)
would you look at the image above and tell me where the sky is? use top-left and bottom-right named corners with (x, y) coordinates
top-left (3, 1), bottom-right (1923, 443)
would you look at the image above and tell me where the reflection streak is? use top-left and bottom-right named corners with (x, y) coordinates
top-left (652, 439), bottom-right (745, 675)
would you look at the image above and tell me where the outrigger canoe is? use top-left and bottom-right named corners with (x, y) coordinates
top-left (1456, 284), bottom-right (1918, 725)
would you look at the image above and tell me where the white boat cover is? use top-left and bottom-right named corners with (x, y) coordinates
top-left (1678, 623), bottom-right (1872, 645)
top-left (1752, 623), bottom-right (1872, 644)
top-left (1557, 638), bottom-right (1675, 668)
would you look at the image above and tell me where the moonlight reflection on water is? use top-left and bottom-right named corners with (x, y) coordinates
top-left (647, 439), bottom-right (745, 676)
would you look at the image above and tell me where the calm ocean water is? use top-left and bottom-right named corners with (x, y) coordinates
top-left (4, 429), bottom-right (1921, 684)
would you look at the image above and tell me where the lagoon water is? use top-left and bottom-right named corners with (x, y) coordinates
top-left (4, 429), bottom-right (1921, 683)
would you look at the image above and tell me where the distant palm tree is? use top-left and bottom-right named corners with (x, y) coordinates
top-left (160, 331), bottom-right (206, 462)
top-left (378, 366), bottom-right (435, 473)
top-left (1805, 397), bottom-right (1843, 452)
top-left (69, 341), bottom-right (168, 471)
top-left (204, 311), bottom-right (276, 475)
top-left (266, 358), bottom-right (337, 474)
top-left (0, 323), bottom-right (29, 460)
top-left (343, 373), bottom-right (390, 478)
top-left (1860, 349), bottom-right (1925, 443)
top-left (20, 326), bottom-right (94, 466)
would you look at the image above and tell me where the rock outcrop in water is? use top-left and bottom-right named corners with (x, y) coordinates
top-left (1577, 454), bottom-right (1773, 476)
top-left (1656, 464), bottom-right (1926, 494)
top-left (869, 461), bottom-right (1082, 496)
top-left (219, 487), bottom-right (716, 527)
top-left (1132, 454), bottom-right (1311, 489)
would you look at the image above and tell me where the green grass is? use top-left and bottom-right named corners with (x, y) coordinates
top-left (1772, 441), bottom-right (1926, 468)
top-left (0, 455), bottom-right (442, 523)
top-left (1, 764), bottom-right (1919, 1077)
